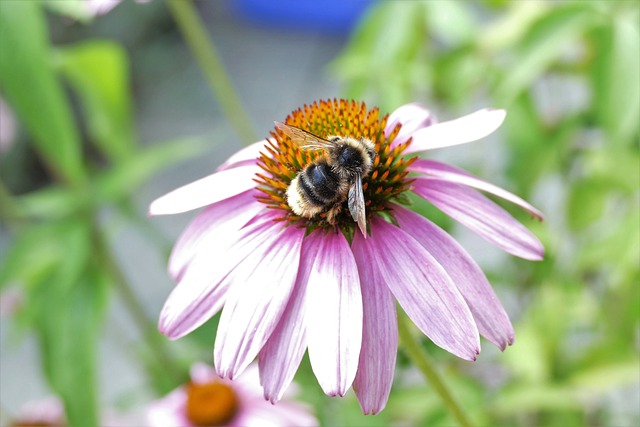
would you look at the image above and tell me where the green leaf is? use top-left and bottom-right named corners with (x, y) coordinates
top-left (94, 136), bottom-right (209, 203)
top-left (493, 3), bottom-right (596, 104)
top-left (34, 266), bottom-right (108, 427)
top-left (590, 14), bottom-right (640, 145)
top-left (0, 1), bottom-right (86, 186)
top-left (24, 220), bottom-right (105, 427)
top-left (56, 41), bottom-right (136, 163)
top-left (0, 224), bottom-right (62, 291)
top-left (14, 186), bottom-right (89, 221)
top-left (330, 1), bottom-right (428, 110)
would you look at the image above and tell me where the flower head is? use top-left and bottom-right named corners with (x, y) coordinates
top-left (146, 363), bottom-right (317, 427)
top-left (149, 99), bottom-right (544, 414)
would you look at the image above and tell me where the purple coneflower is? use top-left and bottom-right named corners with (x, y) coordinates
top-left (149, 99), bottom-right (544, 414)
top-left (146, 363), bottom-right (317, 427)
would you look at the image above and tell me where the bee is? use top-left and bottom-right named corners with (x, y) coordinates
top-left (275, 122), bottom-right (377, 237)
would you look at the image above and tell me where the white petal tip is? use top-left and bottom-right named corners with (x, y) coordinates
top-left (525, 248), bottom-right (545, 261)
top-left (157, 325), bottom-right (180, 341)
top-left (147, 203), bottom-right (161, 217)
top-left (148, 198), bottom-right (179, 216)
top-left (486, 108), bottom-right (507, 121)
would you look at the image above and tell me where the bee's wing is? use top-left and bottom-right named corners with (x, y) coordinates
top-left (274, 122), bottom-right (334, 151)
top-left (348, 174), bottom-right (368, 238)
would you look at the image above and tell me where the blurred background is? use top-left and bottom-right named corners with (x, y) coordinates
top-left (0, 0), bottom-right (638, 426)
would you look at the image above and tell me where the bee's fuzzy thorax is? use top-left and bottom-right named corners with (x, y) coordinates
top-left (325, 137), bottom-right (375, 181)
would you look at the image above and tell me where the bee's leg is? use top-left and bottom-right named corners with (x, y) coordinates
top-left (325, 204), bottom-right (342, 225)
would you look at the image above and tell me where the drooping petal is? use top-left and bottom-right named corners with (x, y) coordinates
top-left (305, 230), bottom-right (363, 397)
top-left (259, 236), bottom-right (316, 403)
top-left (393, 205), bottom-right (514, 350)
top-left (351, 231), bottom-right (398, 414)
top-left (216, 140), bottom-right (269, 172)
top-left (402, 109), bottom-right (506, 153)
top-left (409, 159), bottom-right (544, 220)
top-left (214, 223), bottom-right (306, 380)
top-left (385, 103), bottom-right (436, 147)
top-left (413, 179), bottom-right (545, 260)
top-left (168, 190), bottom-right (263, 280)
top-left (158, 211), bottom-right (281, 339)
top-left (148, 165), bottom-right (259, 216)
top-left (363, 216), bottom-right (480, 360)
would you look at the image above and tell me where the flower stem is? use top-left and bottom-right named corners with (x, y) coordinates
top-left (167, 0), bottom-right (258, 144)
top-left (397, 311), bottom-right (474, 427)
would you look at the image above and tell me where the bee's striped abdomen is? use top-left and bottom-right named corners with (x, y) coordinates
top-left (298, 161), bottom-right (340, 206)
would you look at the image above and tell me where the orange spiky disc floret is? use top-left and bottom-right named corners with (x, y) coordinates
top-left (254, 99), bottom-right (417, 233)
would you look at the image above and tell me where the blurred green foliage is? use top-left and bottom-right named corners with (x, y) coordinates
top-left (332, 0), bottom-right (639, 426)
top-left (0, 1), bottom-right (205, 425)
top-left (0, 0), bottom-right (638, 426)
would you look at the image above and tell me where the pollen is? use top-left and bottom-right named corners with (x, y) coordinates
top-left (255, 99), bottom-right (416, 232)
top-left (185, 381), bottom-right (239, 426)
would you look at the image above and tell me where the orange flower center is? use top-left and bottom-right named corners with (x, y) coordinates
top-left (255, 99), bottom-right (416, 237)
top-left (185, 381), bottom-right (239, 426)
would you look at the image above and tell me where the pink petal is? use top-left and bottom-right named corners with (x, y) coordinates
top-left (364, 216), bottom-right (480, 360)
top-left (351, 232), bottom-right (398, 414)
top-left (214, 223), bottom-right (306, 380)
top-left (385, 103), bottom-right (436, 147)
top-left (158, 211), bottom-right (281, 339)
top-left (413, 179), bottom-right (544, 260)
top-left (259, 236), bottom-right (316, 403)
top-left (145, 387), bottom-right (190, 427)
top-left (232, 401), bottom-right (318, 427)
top-left (409, 159), bottom-right (544, 220)
top-left (216, 140), bottom-right (269, 172)
top-left (305, 230), bottom-right (363, 397)
top-left (148, 165), bottom-right (259, 216)
top-left (189, 362), bottom-right (221, 384)
top-left (393, 205), bottom-right (515, 350)
top-left (228, 365), bottom-right (316, 427)
top-left (168, 190), bottom-right (263, 280)
top-left (403, 109), bottom-right (506, 153)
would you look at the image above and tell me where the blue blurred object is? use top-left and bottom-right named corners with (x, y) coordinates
top-left (228, 0), bottom-right (374, 34)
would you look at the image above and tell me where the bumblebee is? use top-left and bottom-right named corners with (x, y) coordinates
top-left (275, 122), bottom-right (377, 237)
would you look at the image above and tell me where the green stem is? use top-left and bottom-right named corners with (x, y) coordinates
top-left (92, 226), bottom-right (185, 385)
top-left (168, 0), bottom-right (258, 144)
top-left (397, 311), bottom-right (474, 427)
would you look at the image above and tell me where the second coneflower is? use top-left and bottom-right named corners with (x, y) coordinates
top-left (149, 99), bottom-right (544, 414)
